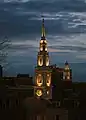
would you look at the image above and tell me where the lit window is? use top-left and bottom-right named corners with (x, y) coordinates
top-left (40, 47), bottom-right (43, 51)
top-left (47, 91), bottom-right (49, 95)
top-left (65, 65), bottom-right (70, 70)
top-left (37, 74), bottom-right (43, 86)
top-left (46, 74), bottom-right (51, 86)
top-left (38, 57), bottom-right (43, 66)
top-left (46, 57), bottom-right (49, 66)
top-left (44, 40), bottom-right (47, 43)
top-left (63, 75), bottom-right (65, 80)
top-left (45, 47), bottom-right (47, 51)
top-left (68, 72), bottom-right (70, 75)
top-left (40, 40), bottom-right (43, 43)
top-left (67, 76), bottom-right (70, 80)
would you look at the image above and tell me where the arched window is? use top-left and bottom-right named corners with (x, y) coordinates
top-left (46, 74), bottom-right (51, 86)
top-left (37, 74), bottom-right (43, 86)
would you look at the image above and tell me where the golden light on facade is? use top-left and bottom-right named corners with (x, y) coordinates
top-left (40, 47), bottom-right (43, 51)
top-left (47, 91), bottom-right (49, 95)
top-left (46, 57), bottom-right (49, 66)
top-left (63, 71), bottom-right (70, 80)
top-left (67, 76), bottom-right (70, 80)
top-left (40, 40), bottom-right (43, 43)
top-left (44, 40), bottom-right (47, 43)
top-left (37, 74), bottom-right (43, 86)
top-left (35, 19), bottom-right (52, 99)
top-left (45, 47), bottom-right (47, 51)
top-left (65, 65), bottom-right (70, 70)
top-left (68, 72), bottom-right (70, 75)
top-left (38, 57), bottom-right (43, 66)
top-left (46, 74), bottom-right (51, 86)
top-left (36, 89), bottom-right (42, 97)
top-left (63, 72), bottom-right (65, 79)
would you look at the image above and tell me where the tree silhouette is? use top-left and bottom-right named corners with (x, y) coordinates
top-left (0, 36), bottom-right (11, 70)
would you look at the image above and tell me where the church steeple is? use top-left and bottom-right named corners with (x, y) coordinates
top-left (37, 18), bottom-right (50, 67)
top-left (41, 18), bottom-right (46, 40)
top-left (34, 18), bottom-right (52, 100)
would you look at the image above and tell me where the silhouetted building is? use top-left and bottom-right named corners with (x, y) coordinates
top-left (0, 65), bottom-right (2, 77)
top-left (17, 73), bottom-right (30, 78)
top-left (51, 66), bottom-right (63, 100)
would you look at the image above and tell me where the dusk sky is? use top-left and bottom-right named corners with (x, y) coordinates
top-left (0, 0), bottom-right (86, 81)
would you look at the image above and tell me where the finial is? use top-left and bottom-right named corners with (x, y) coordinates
top-left (65, 61), bottom-right (68, 65)
top-left (41, 18), bottom-right (45, 39)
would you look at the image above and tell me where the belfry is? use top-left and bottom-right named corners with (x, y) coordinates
top-left (34, 19), bottom-right (52, 99)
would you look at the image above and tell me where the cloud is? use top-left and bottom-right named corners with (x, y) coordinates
top-left (1, 0), bottom-right (86, 4)
top-left (9, 50), bottom-right (27, 56)
top-left (7, 33), bottom-right (86, 55)
top-left (76, 54), bottom-right (86, 59)
top-left (51, 45), bottom-right (86, 52)
top-left (8, 40), bottom-right (38, 57)
top-left (48, 48), bottom-right (76, 53)
top-left (1, 0), bottom-right (86, 63)
top-left (1, 0), bottom-right (86, 80)
top-left (1, 2), bottom-right (86, 38)
top-left (3, 0), bottom-right (30, 3)
top-left (11, 40), bottom-right (38, 48)
top-left (11, 10), bottom-right (86, 34)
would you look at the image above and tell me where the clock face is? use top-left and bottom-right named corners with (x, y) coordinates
top-left (36, 89), bottom-right (42, 97)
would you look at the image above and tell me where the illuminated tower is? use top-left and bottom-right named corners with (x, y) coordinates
top-left (37, 18), bottom-right (49, 67)
top-left (63, 61), bottom-right (72, 81)
top-left (34, 19), bottom-right (52, 99)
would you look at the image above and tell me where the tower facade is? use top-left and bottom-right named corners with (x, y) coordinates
top-left (63, 61), bottom-right (72, 81)
top-left (34, 19), bottom-right (52, 99)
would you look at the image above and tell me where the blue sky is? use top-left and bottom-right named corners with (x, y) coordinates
top-left (0, 0), bottom-right (86, 81)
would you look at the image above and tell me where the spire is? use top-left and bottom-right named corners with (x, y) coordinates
top-left (41, 18), bottom-right (45, 39)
